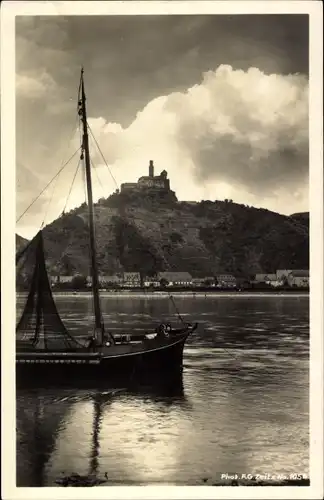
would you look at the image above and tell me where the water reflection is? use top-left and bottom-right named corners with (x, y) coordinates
top-left (16, 389), bottom-right (72, 486)
top-left (16, 295), bottom-right (309, 486)
top-left (17, 377), bottom-right (186, 486)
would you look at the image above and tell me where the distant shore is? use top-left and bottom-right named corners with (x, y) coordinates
top-left (16, 288), bottom-right (309, 298)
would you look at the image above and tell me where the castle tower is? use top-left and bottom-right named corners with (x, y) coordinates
top-left (149, 160), bottom-right (154, 178)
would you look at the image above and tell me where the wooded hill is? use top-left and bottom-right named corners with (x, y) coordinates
top-left (16, 191), bottom-right (309, 279)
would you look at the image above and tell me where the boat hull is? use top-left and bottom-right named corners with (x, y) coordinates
top-left (16, 330), bottom-right (191, 388)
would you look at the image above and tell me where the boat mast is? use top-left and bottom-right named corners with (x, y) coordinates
top-left (79, 68), bottom-right (104, 345)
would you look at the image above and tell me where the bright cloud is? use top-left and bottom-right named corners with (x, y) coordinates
top-left (16, 71), bottom-right (57, 99)
top-left (87, 64), bottom-right (308, 204)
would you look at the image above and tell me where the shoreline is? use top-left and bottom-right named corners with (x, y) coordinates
top-left (17, 290), bottom-right (309, 298)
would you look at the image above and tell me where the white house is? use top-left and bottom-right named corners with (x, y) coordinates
top-left (122, 272), bottom-right (141, 287)
top-left (99, 275), bottom-right (122, 286)
top-left (215, 274), bottom-right (236, 288)
top-left (191, 278), bottom-right (206, 287)
top-left (263, 274), bottom-right (278, 286)
top-left (54, 275), bottom-right (73, 283)
top-left (253, 273), bottom-right (283, 286)
top-left (254, 273), bottom-right (275, 283)
top-left (143, 277), bottom-right (160, 287)
top-left (276, 270), bottom-right (293, 281)
top-left (276, 269), bottom-right (309, 287)
top-left (288, 270), bottom-right (309, 288)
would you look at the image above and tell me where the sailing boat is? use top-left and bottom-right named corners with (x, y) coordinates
top-left (16, 68), bottom-right (197, 385)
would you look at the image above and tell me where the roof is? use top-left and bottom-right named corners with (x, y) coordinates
top-left (190, 271), bottom-right (210, 279)
top-left (123, 272), bottom-right (140, 279)
top-left (290, 270), bottom-right (309, 277)
top-left (99, 275), bottom-right (121, 282)
top-left (58, 275), bottom-right (74, 282)
top-left (120, 182), bottom-right (138, 188)
top-left (158, 272), bottom-right (192, 281)
top-left (255, 273), bottom-right (275, 281)
top-left (215, 274), bottom-right (236, 279)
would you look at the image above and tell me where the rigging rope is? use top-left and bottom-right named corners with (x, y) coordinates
top-left (88, 132), bottom-right (106, 198)
top-left (62, 158), bottom-right (82, 215)
top-left (86, 122), bottom-right (119, 191)
top-left (16, 147), bottom-right (81, 224)
top-left (221, 345), bottom-right (241, 362)
top-left (41, 174), bottom-right (60, 229)
top-left (90, 156), bottom-right (105, 199)
top-left (18, 97), bottom-right (81, 229)
top-left (169, 294), bottom-right (185, 325)
top-left (51, 107), bottom-right (82, 220)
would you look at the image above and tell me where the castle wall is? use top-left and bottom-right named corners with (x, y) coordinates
top-left (120, 162), bottom-right (170, 193)
top-left (120, 182), bottom-right (138, 191)
top-left (138, 177), bottom-right (166, 189)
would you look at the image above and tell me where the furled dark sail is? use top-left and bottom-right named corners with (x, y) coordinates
top-left (16, 231), bottom-right (84, 351)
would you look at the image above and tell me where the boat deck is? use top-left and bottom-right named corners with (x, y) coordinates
top-left (16, 326), bottom-right (195, 364)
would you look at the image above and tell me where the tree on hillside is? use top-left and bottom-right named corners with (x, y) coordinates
top-left (113, 216), bottom-right (164, 281)
top-left (170, 232), bottom-right (184, 244)
top-left (61, 254), bottom-right (75, 275)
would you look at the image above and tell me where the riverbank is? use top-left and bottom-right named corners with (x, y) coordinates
top-left (16, 289), bottom-right (310, 299)
top-left (51, 289), bottom-right (309, 298)
top-left (50, 285), bottom-right (309, 293)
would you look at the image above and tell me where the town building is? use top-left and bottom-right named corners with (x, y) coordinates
top-left (276, 270), bottom-right (294, 281)
top-left (254, 273), bottom-right (278, 285)
top-left (89, 272), bottom-right (141, 287)
top-left (143, 277), bottom-right (160, 287)
top-left (158, 271), bottom-right (192, 287)
top-left (191, 278), bottom-right (206, 287)
top-left (254, 270), bottom-right (309, 288)
top-left (98, 275), bottom-right (122, 286)
top-left (215, 274), bottom-right (237, 288)
top-left (284, 270), bottom-right (309, 288)
top-left (276, 269), bottom-right (309, 286)
top-left (122, 272), bottom-right (141, 287)
top-left (191, 277), bottom-right (216, 287)
top-left (51, 275), bottom-right (73, 284)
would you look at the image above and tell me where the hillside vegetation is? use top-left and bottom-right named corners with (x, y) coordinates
top-left (18, 192), bottom-right (309, 278)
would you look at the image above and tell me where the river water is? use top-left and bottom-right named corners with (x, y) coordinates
top-left (16, 293), bottom-right (309, 486)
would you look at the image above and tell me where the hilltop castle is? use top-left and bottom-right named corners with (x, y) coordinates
top-left (120, 161), bottom-right (170, 193)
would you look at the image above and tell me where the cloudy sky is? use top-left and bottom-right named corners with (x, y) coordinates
top-left (16, 14), bottom-right (309, 238)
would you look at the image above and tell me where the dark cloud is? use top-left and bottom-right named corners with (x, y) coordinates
top-left (16, 14), bottom-right (309, 118)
